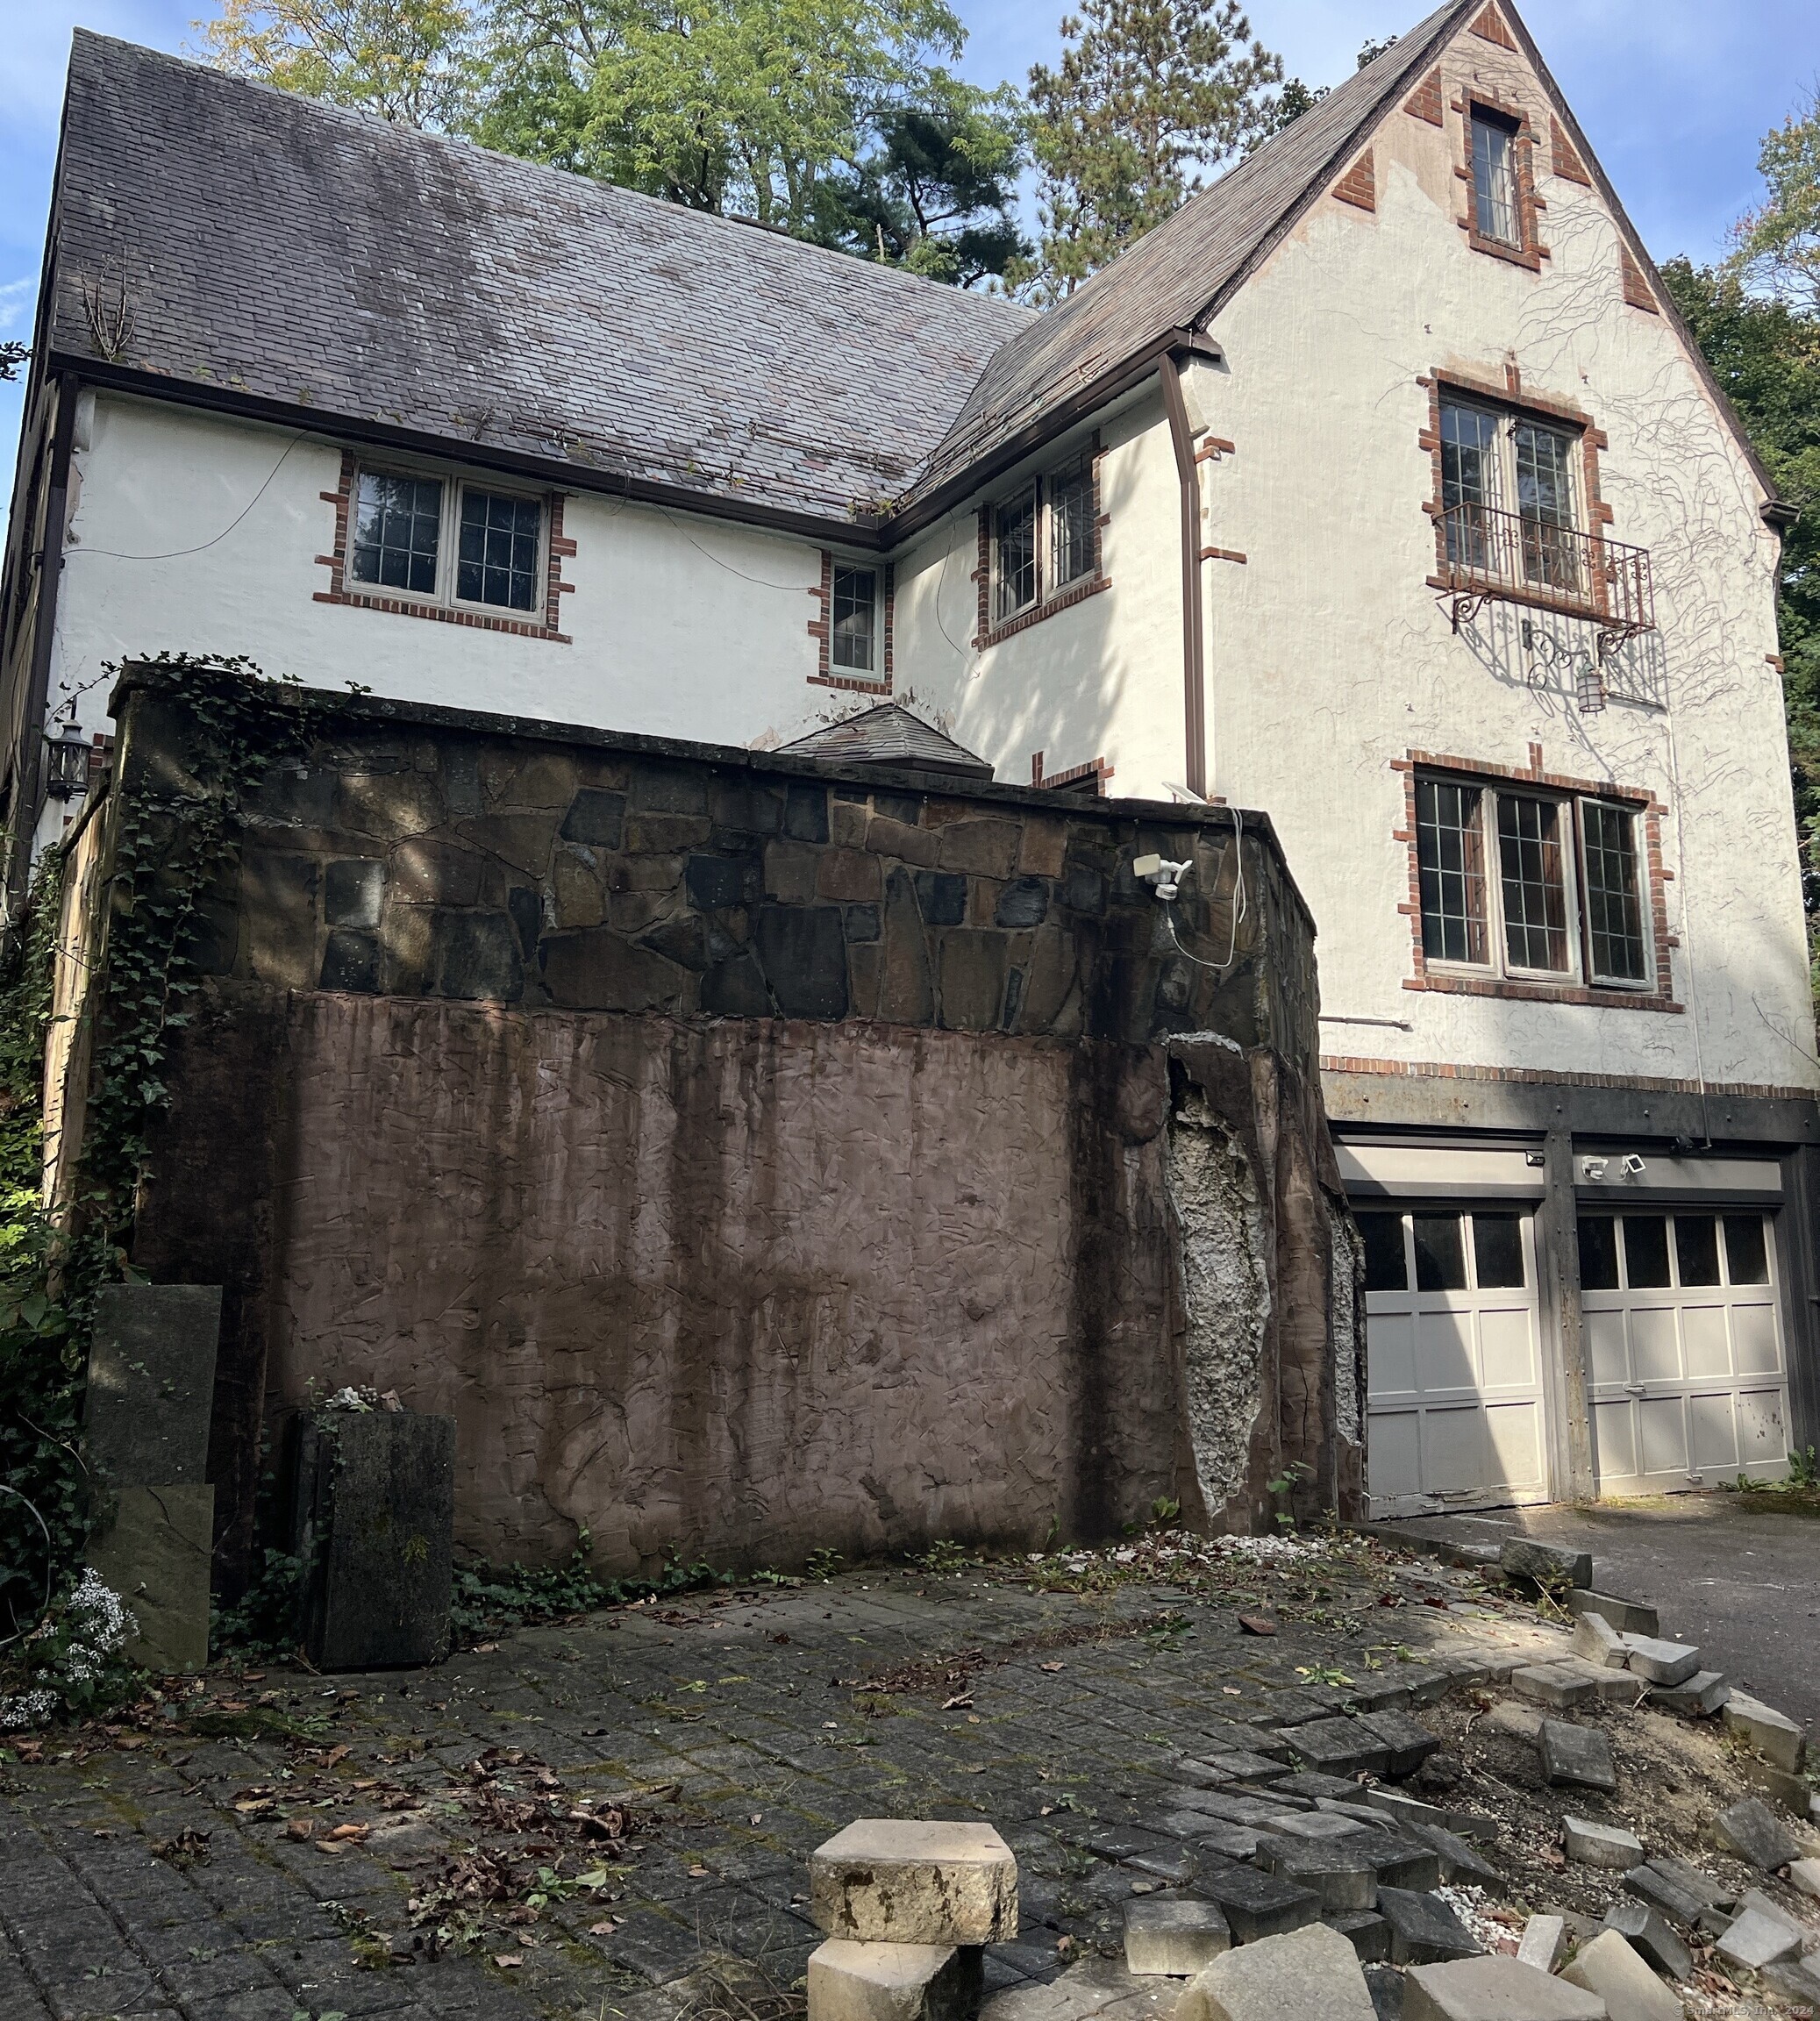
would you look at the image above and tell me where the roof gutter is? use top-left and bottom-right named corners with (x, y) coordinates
top-left (8, 370), bottom-right (79, 915)
top-left (46, 351), bottom-right (896, 553)
top-left (1159, 351), bottom-right (1208, 802)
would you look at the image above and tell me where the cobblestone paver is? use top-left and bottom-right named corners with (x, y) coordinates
top-left (0, 1541), bottom-right (1620, 2021)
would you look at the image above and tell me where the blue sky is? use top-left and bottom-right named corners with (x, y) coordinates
top-left (3, 0), bottom-right (1816, 486)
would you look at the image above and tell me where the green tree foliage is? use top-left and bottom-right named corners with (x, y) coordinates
top-left (1018, 0), bottom-right (1280, 301)
top-left (197, 0), bottom-right (479, 126)
top-left (1268, 33), bottom-right (1398, 139)
top-left (1732, 83), bottom-right (1820, 316)
top-left (816, 77), bottom-right (1028, 282)
top-left (1661, 259), bottom-right (1820, 980)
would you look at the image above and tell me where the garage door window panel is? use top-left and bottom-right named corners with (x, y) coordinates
top-left (1674, 1214), bottom-right (1722, 1287)
top-left (1359, 1211), bottom-right (1410, 1292)
top-left (1414, 1214), bottom-right (1468, 1291)
top-left (1724, 1215), bottom-right (1769, 1285)
top-left (1622, 1215), bottom-right (1671, 1288)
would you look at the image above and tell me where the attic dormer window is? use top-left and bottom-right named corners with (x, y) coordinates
top-left (1470, 108), bottom-right (1521, 248)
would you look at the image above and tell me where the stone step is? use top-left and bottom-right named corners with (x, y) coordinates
top-left (1564, 1589), bottom-right (1660, 1638)
top-left (1405, 1954), bottom-right (1604, 2021)
top-left (1617, 1636), bottom-right (1701, 1689)
top-left (1647, 1670), bottom-right (1729, 1719)
top-left (1122, 1897), bottom-right (1230, 1977)
top-left (808, 1940), bottom-right (982, 2021)
top-left (1723, 1689), bottom-right (1808, 1774)
top-left (1560, 1931), bottom-right (1681, 2021)
top-left (1178, 1923), bottom-right (1375, 2021)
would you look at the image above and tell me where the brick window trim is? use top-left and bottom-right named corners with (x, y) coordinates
top-left (1332, 148), bottom-right (1376, 213)
top-left (1549, 115), bottom-right (1591, 186)
top-left (1392, 749), bottom-right (1680, 1014)
top-left (808, 551), bottom-right (895, 694)
top-left (316, 449), bottom-right (574, 643)
top-left (1620, 245), bottom-right (1660, 315)
top-left (1031, 752), bottom-right (1115, 796)
top-left (1417, 367), bottom-right (1617, 623)
top-left (1404, 68), bottom-right (1444, 127)
top-left (1318, 1055), bottom-right (1816, 1103)
top-left (974, 433), bottom-right (1110, 651)
top-left (1452, 88), bottom-right (1549, 272)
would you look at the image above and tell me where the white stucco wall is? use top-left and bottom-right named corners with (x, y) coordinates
top-left (1182, 26), bottom-right (1814, 1093)
top-left (39, 392), bottom-right (862, 853)
top-left (890, 390), bottom-right (1188, 796)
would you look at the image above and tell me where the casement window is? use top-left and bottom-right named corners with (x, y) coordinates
top-left (1439, 396), bottom-right (1580, 596)
top-left (831, 565), bottom-right (880, 675)
top-left (1415, 772), bottom-right (1651, 987)
top-left (1470, 109), bottom-right (1522, 248)
top-left (349, 468), bottom-right (545, 614)
top-left (992, 454), bottom-right (1097, 624)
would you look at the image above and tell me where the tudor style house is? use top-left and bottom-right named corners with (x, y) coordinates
top-left (5, 0), bottom-right (1816, 1518)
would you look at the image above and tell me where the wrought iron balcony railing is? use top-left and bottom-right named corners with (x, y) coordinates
top-left (1434, 500), bottom-right (1655, 646)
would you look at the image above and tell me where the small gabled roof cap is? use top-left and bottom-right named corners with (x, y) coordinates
top-left (775, 704), bottom-right (994, 778)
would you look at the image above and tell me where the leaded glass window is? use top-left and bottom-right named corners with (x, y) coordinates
top-left (1049, 461), bottom-right (1095, 588)
top-left (458, 489), bottom-right (541, 611)
top-left (1416, 776), bottom-right (1488, 964)
top-left (1581, 800), bottom-right (1646, 982)
top-left (351, 472), bottom-right (442, 595)
top-left (995, 488), bottom-right (1038, 619)
top-left (1495, 791), bottom-right (1570, 973)
top-left (1471, 111), bottom-right (1520, 246)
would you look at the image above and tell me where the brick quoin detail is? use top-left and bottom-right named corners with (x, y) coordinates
top-left (1405, 68), bottom-right (1444, 126)
top-left (974, 432), bottom-right (1110, 651)
top-left (1621, 245), bottom-right (1660, 314)
top-left (1031, 752), bottom-right (1115, 796)
top-left (1333, 149), bottom-right (1377, 213)
top-left (1452, 87), bottom-right (1549, 272)
top-left (315, 448), bottom-right (573, 643)
top-left (1392, 749), bottom-right (1678, 1014)
top-left (1549, 116), bottom-right (1590, 185)
top-left (1320, 1056), bottom-right (1816, 1104)
top-left (808, 551), bottom-right (895, 695)
top-left (1470, 3), bottom-right (1517, 48)
top-left (1417, 367), bottom-right (1617, 623)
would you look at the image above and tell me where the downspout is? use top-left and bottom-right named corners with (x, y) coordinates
top-left (1159, 355), bottom-right (1207, 799)
top-left (9, 370), bottom-right (79, 913)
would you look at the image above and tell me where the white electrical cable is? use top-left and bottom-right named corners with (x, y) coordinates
top-left (1160, 806), bottom-right (1246, 970)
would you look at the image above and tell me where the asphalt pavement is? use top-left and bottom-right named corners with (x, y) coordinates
top-left (1375, 1494), bottom-right (1820, 1732)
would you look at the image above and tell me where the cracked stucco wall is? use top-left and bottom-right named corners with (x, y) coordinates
top-left (1166, 1087), bottom-right (1272, 1523)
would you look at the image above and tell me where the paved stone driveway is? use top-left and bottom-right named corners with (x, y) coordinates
top-left (0, 1536), bottom-right (1723, 2021)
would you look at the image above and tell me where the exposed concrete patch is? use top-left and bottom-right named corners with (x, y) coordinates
top-left (1167, 1087), bottom-right (1270, 1522)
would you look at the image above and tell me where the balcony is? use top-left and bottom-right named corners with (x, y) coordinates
top-left (1432, 500), bottom-right (1656, 651)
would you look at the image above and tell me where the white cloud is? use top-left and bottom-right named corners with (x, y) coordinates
top-left (0, 277), bottom-right (35, 335)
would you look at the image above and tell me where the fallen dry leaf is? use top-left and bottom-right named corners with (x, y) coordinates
top-left (286, 1817), bottom-right (315, 1840)
top-left (493, 1953), bottom-right (523, 1969)
top-left (1039, 1661), bottom-right (1065, 1674)
top-left (327, 1823), bottom-right (369, 1843)
top-left (589, 1921), bottom-right (616, 1937)
top-left (942, 1694), bottom-right (974, 1710)
top-left (1237, 1614), bottom-right (1278, 1637)
top-left (687, 1864), bottom-right (710, 1878)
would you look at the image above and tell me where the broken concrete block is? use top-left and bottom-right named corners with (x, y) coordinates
top-left (1356, 1709), bottom-right (1442, 1779)
top-left (1764, 1957), bottom-right (1820, 2007)
top-left (1253, 1834), bottom-right (1379, 1914)
top-left (1732, 1887), bottom-right (1815, 1946)
top-left (1407, 1823), bottom-right (1498, 1887)
top-left (1500, 1538), bottom-right (1593, 1589)
top-left (1574, 1612), bottom-right (1627, 1669)
top-left (1648, 1672), bottom-right (1729, 1719)
top-left (1257, 1811), bottom-right (1372, 1846)
top-left (1565, 1590), bottom-right (1659, 1638)
top-left (1516, 1915), bottom-right (1567, 1974)
top-left (1327, 1911), bottom-right (1390, 1963)
top-left (1512, 1666), bottom-right (1599, 1711)
top-left (1352, 1679), bottom-right (1414, 1715)
top-left (1538, 1722), bottom-right (1617, 1793)
top-left (85, 1482), bottom-right (214, 1675)
top-left (1602, 1903), bottom-right (1691, 1982)
top-left (1123, 1898), bottom-right (1230, 1976)
top-left (810, 1822), bottom-right (1017, 1944)
top-left (1626, 1858), bottom-right (1731, 1928)
top-left (1404, 1955), bottom-right (1604, 2021)
top-left (1182, 1822), bottom-right (1264, 1864)
top-left (1713, 1798), bottom-right (1800, 1872)
top-left (807, 1940), bottom-right (982, 2021)
top-left (1789, 1858), bottom-right (1820, 1903)
top-left (1375, 1889), bottom-right (1481, 1967)
top-left (1280, 1717), bottom-right (1392, 1778)
top-left (1715, 1907), bottom-right (1802, 1972)
top-left (1723, 1691), bottom-right (1808, 1775)
top-left (1560, 1932), bottom-right (1681, 2021)
top-left (1177, 1923), bottom-right (1374, 2021)
top-left (1743, 1760), bottom-right (1811, 1815)
top-left (1559, 1660), bottom-right (1644, 1706)
top-left (1564, 1817), bottom-right (1642, 1870)
top-left (1364, 1791), bottom-right (1499, 1843)
top-left (1353, 1832), bottom-right (1444, 1893)
top-left (293, 1409), bottom-right (454, 1669)
top-left (84, 1283), bottom-right (222, 1489)
top-left (1617, 1639), bottom-right (1701, 1689)
top-left (1193, 1864), bottom-right (1320, 1945)
top-left (1272, 1772), bottom-right (1369, 1804)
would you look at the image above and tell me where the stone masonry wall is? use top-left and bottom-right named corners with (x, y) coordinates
top-left (62, 670), bottom-right (1355, 1587)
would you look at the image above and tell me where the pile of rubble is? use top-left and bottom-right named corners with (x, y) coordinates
top-left (797, 1539), bottom-right (1820, 2021)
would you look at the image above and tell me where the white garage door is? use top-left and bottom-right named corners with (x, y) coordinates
top-left (1359, 1207), bottom-right (1548, 1518)
top-left (1580, 1210), bottom-right (1789, 1494)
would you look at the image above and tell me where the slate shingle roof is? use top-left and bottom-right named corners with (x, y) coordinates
top-left (902, 1), bottom-right (1476, 508)
top-left (774, 704), bottom-right (993, 778)
top-left (47, 32), bottom-right (1031, 526)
